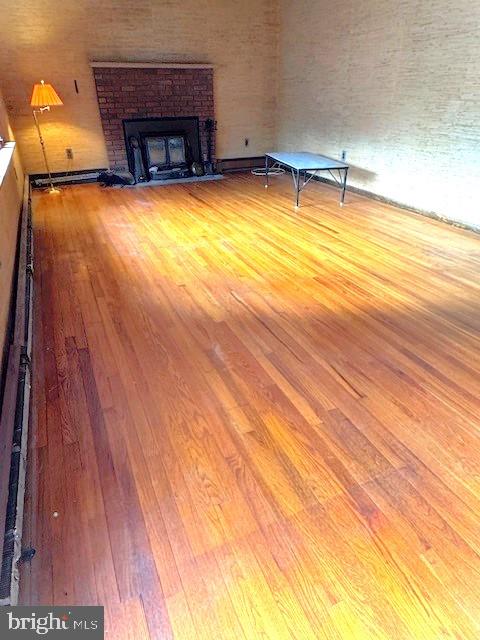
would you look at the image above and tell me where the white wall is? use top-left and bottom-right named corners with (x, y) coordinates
top-left (0, 87), bottom-right (24, 358)
top-left (0, 0), bottom-right (279, 173)
top-left (277, 0), bottom-right (480, 226)
top-left (1, 0), bottom-right (478, 226)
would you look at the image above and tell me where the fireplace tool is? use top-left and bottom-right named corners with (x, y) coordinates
top-left (204, 118), bottom-right (217, 174)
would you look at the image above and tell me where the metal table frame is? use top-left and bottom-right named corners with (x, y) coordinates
top-left (264, 152), bottom-right (349, 208)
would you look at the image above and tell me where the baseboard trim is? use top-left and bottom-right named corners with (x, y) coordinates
top-left (218, 156), bottom-right (264, 172)
top-left (29, 167), bottom-right (107, 180)
top-left (0, 177), bottom-right (33, 604)
top-left (30, 168), bottom-right (107, 187)
top-left (312, 174), bottom-right (479, 235)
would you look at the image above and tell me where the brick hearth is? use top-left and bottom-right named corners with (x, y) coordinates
top-left (92, 65), bottom-right (215, 170)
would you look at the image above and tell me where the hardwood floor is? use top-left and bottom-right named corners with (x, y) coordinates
top-left (21, 173), bottom-right (480, 639)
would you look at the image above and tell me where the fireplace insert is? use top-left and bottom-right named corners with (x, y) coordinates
top-left (142, 133), bottom-right (190, 180)
top-left (123, 116), bottom-right (202, 182)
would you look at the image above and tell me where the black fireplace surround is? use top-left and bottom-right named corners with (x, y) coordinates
top-left (123, 116), bottom-right (202, 182)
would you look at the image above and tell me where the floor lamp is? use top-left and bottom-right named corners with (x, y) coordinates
top-left (30, 80), bottom-right (63, 193)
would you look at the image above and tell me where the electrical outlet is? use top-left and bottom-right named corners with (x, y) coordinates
top-left (66, 148), bottom-right (73, 160)
top-left (245, 138), bottom-right (249, 147)
top-left (341, 150), bottom-right (346, 161)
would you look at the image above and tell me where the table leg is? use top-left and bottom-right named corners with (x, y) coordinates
top-left (295, 169), bottom-right (300, 208)
top-left (265, 155), bottom-right (269, 188)
top-left (340, 167), bottom-right (348, 206)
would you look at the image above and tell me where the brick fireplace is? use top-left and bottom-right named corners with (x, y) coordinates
top-left (92, 63), bottom-right (215, 173)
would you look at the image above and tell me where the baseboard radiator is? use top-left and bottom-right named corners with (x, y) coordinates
top-left (31, 169), bottom-right (103, 188)
top-left (0, 178), bottom-right (34, 605)
top-left (217, 156), bottom-right (264, 172)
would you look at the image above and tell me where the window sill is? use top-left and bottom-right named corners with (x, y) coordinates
top-left (0, 142), bottom-right (16, 189)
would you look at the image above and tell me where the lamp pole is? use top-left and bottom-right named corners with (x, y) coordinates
top-left (32, 106), bottom-right (59, 194)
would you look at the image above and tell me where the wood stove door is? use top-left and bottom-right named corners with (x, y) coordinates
top-left (144, 136), bottom-right (168, 169)
top-left (167, 136), bottom-right (187, 167)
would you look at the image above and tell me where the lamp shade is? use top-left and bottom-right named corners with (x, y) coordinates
top-left (30, 80), bottom-right (63, 107)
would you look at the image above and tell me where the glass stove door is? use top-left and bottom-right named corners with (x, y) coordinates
top-left (146, 137), bottom-right (167, 167)
top-left (168, 136), bottom-right (187, 166)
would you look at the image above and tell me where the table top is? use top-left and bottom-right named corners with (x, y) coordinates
top-left (266, 151), bottom-right (349, 171)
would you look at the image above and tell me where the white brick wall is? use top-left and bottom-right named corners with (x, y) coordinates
top-left (0, 0), bottom-right (279, 173)
top-left (0, 0), bottom-right (478, 225)
top-left (276, 0), bottom-right (480, 226)
top-left (0, 89), bottom-right (23, 358)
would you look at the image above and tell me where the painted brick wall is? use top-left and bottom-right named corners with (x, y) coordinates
top-left (276, 0), bottom-right (480, 226)
top-left (0, 0), bottom-right (279, 174)
top-left (0, 0), bottom-right (477, 225)
top-left (0, 89), bottom-right (23, 360)
top-left (93, 67), bottom-right (214, 170)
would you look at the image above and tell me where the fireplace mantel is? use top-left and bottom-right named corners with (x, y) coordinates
top-left (90, 61), bottom-right (213, 69)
